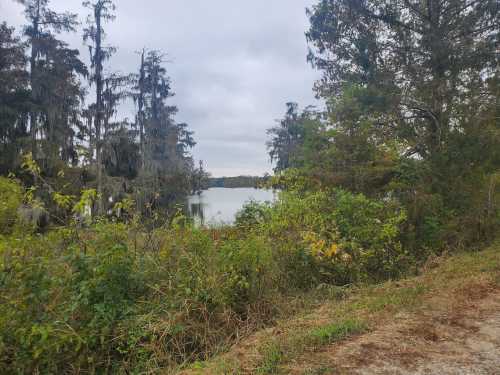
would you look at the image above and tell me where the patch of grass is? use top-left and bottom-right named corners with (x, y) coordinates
top-left (307, 319), bottom-right (367, 347)
top-left (213, 358), bottom-right (243, 375)
top-left (256, 342), bottom-right (284, 374)
top-left (255, 318), bottom-right (366, 374)
top-left (364, 284), bottom-right (428, 313)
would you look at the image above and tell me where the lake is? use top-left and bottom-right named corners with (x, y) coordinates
top-left (187, 187), bottom-right (276, 226)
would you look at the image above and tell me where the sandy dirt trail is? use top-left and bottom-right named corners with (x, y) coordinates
top-left (294, 292), bottom-right (500, 375)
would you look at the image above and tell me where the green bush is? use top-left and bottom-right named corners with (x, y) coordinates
top-left (0, 177), bottom-right (22, 234)
top-left (259, 189), bottom-right (408, 284)
top-left (235, 200), bottom-right (271, 229)
top-left (0, 223), bottom-right (148, 373)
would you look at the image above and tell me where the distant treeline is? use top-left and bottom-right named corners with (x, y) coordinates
top-left (208, 175), bottom-right (270, 189)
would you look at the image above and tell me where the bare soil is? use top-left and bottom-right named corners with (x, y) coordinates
top-left (293, 289), bottom-right (500, 374)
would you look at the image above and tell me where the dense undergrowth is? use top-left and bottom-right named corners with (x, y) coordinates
top-left (196, 241), bottom-right (500, 375)
top-left (0, 175), bottom-right (420, 374)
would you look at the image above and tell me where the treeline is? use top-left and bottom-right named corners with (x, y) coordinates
top-left (268, 0), bottom-right (499, 250)
top-left (0, 0), bottom-right (200, 219)
top-left (208, 175), bottom-right (270, 189)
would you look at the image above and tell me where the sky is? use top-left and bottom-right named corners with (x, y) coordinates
top-left (1, 0), bottom-right (321, 177)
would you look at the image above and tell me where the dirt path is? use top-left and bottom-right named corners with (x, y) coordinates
top-left (293, 292), bottom-right (500, 375)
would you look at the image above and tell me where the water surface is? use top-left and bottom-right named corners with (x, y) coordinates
top-left (187, 187), bottom-right (276, 226)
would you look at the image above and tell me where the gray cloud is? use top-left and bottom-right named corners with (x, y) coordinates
top-left (1, 0), bottom-right (321, 176)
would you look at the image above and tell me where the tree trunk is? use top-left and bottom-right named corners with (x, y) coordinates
top-left (29, 0), bottom-right (41, 162)
top-left (95, 5), bottom-right (104, 215)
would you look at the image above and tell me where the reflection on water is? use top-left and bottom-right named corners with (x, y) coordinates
top-left (189, 202), bottom-right (205, 224)
top-left (187, 187), bottom-right (276, 226)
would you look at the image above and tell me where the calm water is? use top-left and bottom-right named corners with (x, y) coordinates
top-left (187, 188), bottom-right (276, 226)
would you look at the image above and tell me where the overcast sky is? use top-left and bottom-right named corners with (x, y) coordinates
top-left (1, 0), bottom-right (321, 177)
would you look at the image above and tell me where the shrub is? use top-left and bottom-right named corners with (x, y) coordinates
top-left (0, 223), bottom-right (148, 373)
top-left (260, 189), bottom-right (408, 284)
top-left (0, 177), bottom-right (22, 234)
top-left (235, 200), bottom-right (271, 229)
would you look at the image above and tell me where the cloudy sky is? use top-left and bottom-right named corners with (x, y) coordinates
top-left (2, 0), bottom-right (321, 177)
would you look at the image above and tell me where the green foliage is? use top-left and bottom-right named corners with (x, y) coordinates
top-left (21, 153), bottom-right (40, 177)
top-left (300, 0), bottom-right (500, 251)
top-left (0, 183), bottom-right (411, 373)
top-left (235, 200), bottom-right (271, 229)
top-left (0, 221), bottom-right (271, 372)
top-left (267, 103), bottom-right (323, 174)
top-left (259, 187), bottom-right (408, 284)
top-left (52, 191), bottom-right (75, 210)
top-left (0, 22), bottom-right (29, 175)
top-left (0, 223), bottom-right (144, 373)
top-left (0, 177), bottom-right (22, 234)
top-left (73, 189), bottom-right (98, 217)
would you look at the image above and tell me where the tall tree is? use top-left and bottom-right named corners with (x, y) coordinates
top-left (306, 0), bottom-right (499, 162)
top-left (305, 0), bottom-right (500, 243)
top-left (142, 50), bottom-right (175, 170)
top-left (134, 48), bottom-right (146, 169)
top-left (102, 72), bottom-right (133, 137)
top-left (36, 37), bottom-right (87, 170)
top-left (131, 50), bottom-right (196, 209)
top-left (83, 0), bottom-right (116, 214)
top-left (0, 22), bottom-right (29, 173)
top-left (17, 0), bottom-right (78, 161)
top-left (267, 103), bottom-right (307, 173)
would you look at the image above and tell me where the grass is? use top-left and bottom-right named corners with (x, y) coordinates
top-left (256, 343), bottom-right (284, 374)
top-left (182, 241), bottom-right (500, 374)
top-left (254, 319), bottom-right (367, 374)
top-left (307, 319), bottom-right (367, 346)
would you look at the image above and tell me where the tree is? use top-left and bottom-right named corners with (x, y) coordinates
top-left (36, 37), bottom-right (87, 170)
top-left (83, 0), bottom-right (116, 214)
top-left (17, 0), bottom-right (79, 160)
top-left (134, 48), bottom-right (147, 169)
top-left (102, 123), bottom-right (140, 180)
top-left (267, 103), bottom-right (305, 172)
top-left (306, 0), bottom-right (499, 162)
top-left (0, 22), bottom-right (30, 174)
top-left (267, 103), bottom-right (325, 173)
top-left (306, 0), bottom-right (500, 244)
top-left (130, 50), bottom-right (197, 211)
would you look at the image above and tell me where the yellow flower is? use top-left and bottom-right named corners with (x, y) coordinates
top-left (324, 243), bottom-right (339, 258)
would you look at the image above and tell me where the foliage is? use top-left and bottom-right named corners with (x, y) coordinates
top-left (1, 1), bottom-right (198, 222)
top-left (0, 181), bottom-right (412, 373)
top-left (262, 188), bottom-right (408, 284)
top-left (264, 0), bottom-right (500, 251)
top-left (235, 200), bottom-right (271, 229)
top-left (0, 22), bottom-right (29, 175)
top-left (267, 103), bottom-right (323, 173)
top-left (0, 177), bottom-right (23, 234)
